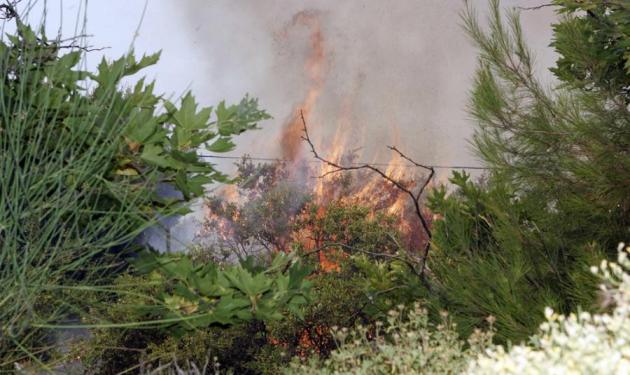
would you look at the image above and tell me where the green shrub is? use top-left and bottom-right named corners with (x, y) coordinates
top-left (293, 201), bottom-right (402, 257)
top-left (286, 303), bottom-right (493, 375)
top-left (265, 262), bottom-right (370, 360)
top-left (427, 172), bottom-right (602, 342)
top-left (423, 0), bottom-right (629, 344)
top-left (262, 254), bottom-right (428, 373)
top-left (467, 244), bottom-right (630, 374)
top-left (0, 13), bottom-right (268, 367)
top-left (80, 254), bottom-right (423, 374)
top-left (130, 250), bottom-right (313, 335)
top-left (551, 0), bottom-right (630, 99)
top-left (79, 250), bottom-right (311, 374)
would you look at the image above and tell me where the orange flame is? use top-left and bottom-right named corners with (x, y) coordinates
top-left (201, 10), bottom-right (433, 270)
top-left (280, 11), bottom-right (327, 162)
top-left (274, 10), bottom-right (431, 261)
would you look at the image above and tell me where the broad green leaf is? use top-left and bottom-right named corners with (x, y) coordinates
top-left (206, 137), bottom-right (236, 153)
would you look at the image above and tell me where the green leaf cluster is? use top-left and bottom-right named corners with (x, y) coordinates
top-left (0, 19), bottom-right (268, 365)
top-left (286, 303), bottom-right (493, 375)
top-left (427, 172), bottom-right (602, 342)
top-left (132, 251), bottom-right (313, 335)
top-left (293, 201), bottom-right (402, 257)
top-left (422, 0), bottom-right (630, 343)
top-left (551, 0), bottom-right (630, 99)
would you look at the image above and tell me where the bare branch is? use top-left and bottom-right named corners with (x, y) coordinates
top-left (54, 43), bottom-right (110, 52)
top-left (0, 1), bottom-right (19, 21)
top-left (300, 110), bottom-right (435, 277)
top-left (517, 3), bottom-right (554, 11)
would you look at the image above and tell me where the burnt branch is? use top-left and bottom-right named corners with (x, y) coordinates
top-left (300, 110), bottom-right (434, 277)
top-left (0, 2), bottom-right (107, 53)
top-left (0, 1), bottom-right (19, 20)
top-left (517, 3), bottom-right (554, 11)
top-left (54, 43), bottom-right (109, 53)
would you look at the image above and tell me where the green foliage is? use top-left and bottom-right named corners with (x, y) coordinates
top-left (351, 255), bottom-right (427, 319)
top-left (265, 262), bottom-right (371, 361)
top-left (77, 274), bottom-right (165, 374)
top-left (129, 251), bottom-right (312, 335)
top-left (467, 244), bottom-right (630, 374)
top-left (0, 18), bottom-right (267, 366)
top-left (143, 321), bottom-right (270, 375)
top-left (263, 256), bottom-right (427, 372)
top-left (294, 201), bottom-right (402, 257)
top-left (551, 0), bottom-right (630, 99)
top-left (82, 295), bottom-right (268, 375)
top-left (464, 0), bottom-right (629, 250)
top-left (80, 254), bottom-right (423, 374)
top-left (286, 303), bottom-right (494, 375)
top-left (427, 172), bottom-right (602, 342)
top-left (80, 250), bottom-right (310, 374)
top-left (422, 0), bottom-right (630, 344)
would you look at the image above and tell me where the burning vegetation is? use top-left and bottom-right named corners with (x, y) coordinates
top-left (198, 130), bottom-right (435, 275)
top-left (200, 10), bottom-right (434, 272)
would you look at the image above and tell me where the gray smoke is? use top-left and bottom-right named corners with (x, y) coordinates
top-left (147, 1), bottom-right (559, 251)
top-left (175, 0), bottom-right (557, 172)
top-left (146, 0), bottom-right (559, 251)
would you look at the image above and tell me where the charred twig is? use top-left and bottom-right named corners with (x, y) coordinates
top-left (516, 3), bottom-right (555, 11)
top-left (0, 1), bottom-right (19, 20)
top-left (0, 2), bottom-right (107, 53)
top-left (54, 43), bottom-right (110, 52)
top-left (299, 110), bottom-right (435, 277)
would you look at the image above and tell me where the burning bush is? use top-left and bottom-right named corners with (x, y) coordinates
top-left (198, 153), bottom-right (431, 268)
top-left (198, 157), bottom-right (312, 261)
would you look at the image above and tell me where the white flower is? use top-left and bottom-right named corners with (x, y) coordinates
top-left (467, 244), bottom-right (630, 375)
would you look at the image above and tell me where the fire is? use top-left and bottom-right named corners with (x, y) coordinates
top-left (279, 10), bottom-right (327, 162)
top-left (201, 10), bottom-right (432, 269)
top-left (219, 184), bottom-right (239, 203)
top-left (273, 10), bottom-right (431, 264)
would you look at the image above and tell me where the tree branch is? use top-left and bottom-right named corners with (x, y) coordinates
top-left (517, 3), bottom-right (554, 11)
top-left (299, 110), bottom-right (434, 277)
top-left (0, 1), bottom-right (19, 21)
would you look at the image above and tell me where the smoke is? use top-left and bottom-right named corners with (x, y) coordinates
top-left (156, 0), bottom-right (557, 251)
top-left (174, 0), bottom-right (557, 175)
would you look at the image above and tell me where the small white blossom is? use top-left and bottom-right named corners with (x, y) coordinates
top-left (467, 245), bottom-right (630, 375)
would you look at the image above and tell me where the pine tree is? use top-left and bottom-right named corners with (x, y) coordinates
top-left (426, 0), bottom-right (630, 343)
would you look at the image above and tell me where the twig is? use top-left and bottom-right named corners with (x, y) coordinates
top-left (54, 43), bottom-right (110, 52)
top-left (0, 1), bottom-right (19, 20)
top-left (517, 3), bottom-right (555, 11)
top-left (301, 241), bottom-right (422, 277)
top-left (300, 110), bottom-right (434, 277)
top-left (0, 2), bottom-right (107, 53)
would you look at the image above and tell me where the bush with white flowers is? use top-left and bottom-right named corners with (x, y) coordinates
top-left (286, 303), bottom-right (494, 375)
top-left (467, 243), bottom-right (630, 375)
